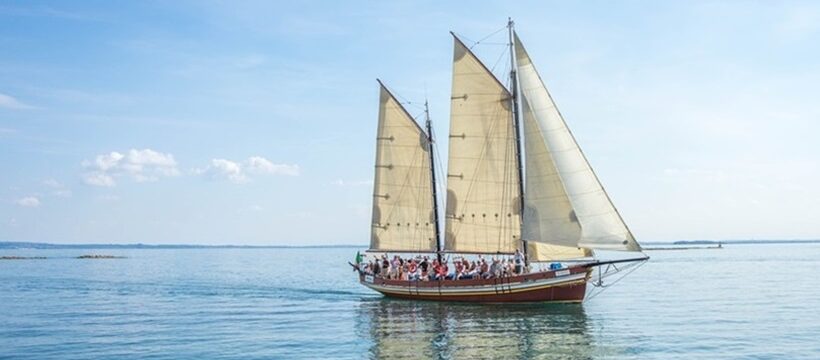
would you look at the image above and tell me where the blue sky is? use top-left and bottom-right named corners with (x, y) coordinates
top-left (1, 1), bottom-right (818, 245)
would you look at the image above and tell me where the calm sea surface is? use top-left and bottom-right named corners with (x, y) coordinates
top-left (1, 244), bottom-right (819, 359)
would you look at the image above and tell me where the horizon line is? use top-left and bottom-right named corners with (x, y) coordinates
top-left (2, 239), bottom-right (820, 249)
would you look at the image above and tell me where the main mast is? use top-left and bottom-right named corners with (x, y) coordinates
top-left (508, 18), bottom-right (528, 265)
top-left (425, 100), bottom-right (443, 263)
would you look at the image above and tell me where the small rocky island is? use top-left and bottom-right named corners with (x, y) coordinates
top-left (76, 254), bottom-right (127, 259)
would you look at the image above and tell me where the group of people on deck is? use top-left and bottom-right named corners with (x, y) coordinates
top-left (359, 249), bottom-right (527, 281)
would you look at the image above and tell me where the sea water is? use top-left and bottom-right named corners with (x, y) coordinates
top-left (1, 244), bottom-right (819, 359)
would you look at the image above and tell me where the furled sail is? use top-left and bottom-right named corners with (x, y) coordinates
top-left (369, 82), bottom-right (437, 252)
top-left (444, 35), bottom-right (522, 254)
top-left (515, 33), bottom-right (641, 251)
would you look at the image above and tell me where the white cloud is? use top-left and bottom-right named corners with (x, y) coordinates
top-left (198, 156), bottom-right (298, 184)
top-left (247, 156), bottom-right (300, 176)
top-left (82, 172), bottom-right (116, 187)
top-left (82, 148), bottom-right (179, 186)
top-left (0, 93), bottom-right (35, 110)
top-left (42, 179), bottom-right (72, 197)
top-left (123, 149), bottom-right (180, 181)
top-left (16, 196), bottom-right (40, 208)
top-left (127, 148), bottom-right (177, 167)
top-left (90, 151), bottom-right (124, 171)
top-left (209, 158), bottom-right (248, 183)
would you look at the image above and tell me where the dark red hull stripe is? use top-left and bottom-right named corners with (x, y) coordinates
top-left (358, 266), bottom-right (590, 303)
top-left (377, 281), bottom-right (587, 303)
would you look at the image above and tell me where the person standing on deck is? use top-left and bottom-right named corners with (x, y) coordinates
top-left (514, 249), bottom-right (524, 275)
top-left (381, 256), bottom-right (390, 278)
top-left (373, 259), bottom-right (381, 277)
top-left (420, 256), bottom-right (429, 280)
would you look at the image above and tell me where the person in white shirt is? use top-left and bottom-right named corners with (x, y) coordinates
top-left (513, 249), bottom-right (524, 275)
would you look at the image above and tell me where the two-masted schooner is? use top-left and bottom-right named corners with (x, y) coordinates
top-left (354, 21), bottom-right (648, 303)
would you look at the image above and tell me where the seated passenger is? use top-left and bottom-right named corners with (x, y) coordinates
top-left (487, 258), bottom-right (499, 279)
top-left (436, 263), bottom-right (449, 280)
top-left (466, 261), bottom-right (478, 279)
top-left (500, 259), bottom-right (509, 277)
top-left (408, 260), bottom-right (419, 281)
top-left (454, 260), bottom-right (464, 280)
top-left (456, 264), bottom-right (467, 280)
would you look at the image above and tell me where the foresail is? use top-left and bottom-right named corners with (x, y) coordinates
top-left (444, 36), bottom-right (522, 254)
top-left (527, 242), bottom-right (590, 262)
top-left (369, 83), bottom-right (437, 253)
top-left (514, 33), bottom-right (641, 251)
top-left (521, 96), bottom-right (583, 248)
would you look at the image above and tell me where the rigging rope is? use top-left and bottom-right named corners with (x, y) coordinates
top-left (386, 83), bottom-right (425, 112)
top-left (489, 47), bottom-right (509, 74)
top-left (584, 260), bottom-right (647, 302)
top-left (463, 26), bottom-right (507, 50)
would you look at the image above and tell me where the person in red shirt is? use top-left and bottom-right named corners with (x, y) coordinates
top-left (454, 260), bottom-right (464, 280)
top-left (436, 261), bottom-right (448, 280)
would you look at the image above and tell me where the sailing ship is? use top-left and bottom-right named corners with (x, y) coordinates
top-left (355, 20), bottom-right (648, 303)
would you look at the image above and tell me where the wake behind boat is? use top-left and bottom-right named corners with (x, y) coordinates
top-left (353, 20), bottom-right (648, 303)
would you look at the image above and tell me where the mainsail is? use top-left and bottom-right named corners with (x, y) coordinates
top-left (444, 35), bottom-right (522, 254)
top-left (369, 82), bottom-right (438, 253)
top-left (514, 33), bottom-right (641, 251)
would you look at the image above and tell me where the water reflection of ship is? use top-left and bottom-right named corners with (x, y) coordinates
top-left (356, 298), bottom-right (592, 359)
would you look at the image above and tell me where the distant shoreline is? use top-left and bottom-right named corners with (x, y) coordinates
top-left (646, 240), bottom-right (820, 245)
top-left (0, 242), bottom-right (365, 250)
top-left (1, 239), bottom-right (819, 250)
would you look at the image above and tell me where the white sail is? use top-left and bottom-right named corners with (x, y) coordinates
top-left (515, 33), bottom-right (641, 251)
top-left (444, 36), bottom-right (522, 254)
top-left (521, 96), bottom-right (584, 248)
top-left (527, 242), bottom-right (590, 261)
top-left (369, 83), bottom-right (438, 253)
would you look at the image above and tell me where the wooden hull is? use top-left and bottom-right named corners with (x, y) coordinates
top-left (359, 266), bottom-right (590, 303)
